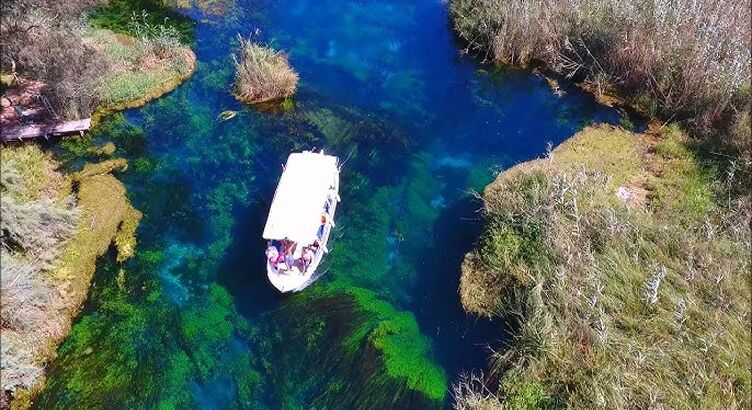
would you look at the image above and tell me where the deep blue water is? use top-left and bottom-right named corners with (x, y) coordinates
top-left (37, 0), bottom-right (625, 408)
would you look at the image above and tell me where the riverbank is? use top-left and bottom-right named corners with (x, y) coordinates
top-left (0, 3), bottom-right (196, 407)
top-left (86, 27), bottom-right (196, 125)
top-left (0, 146), bottom-right (142, 409)
top-left (450, 0), bottom-right (751, 407)
top-left (457, 124), bottom-right (751, 408)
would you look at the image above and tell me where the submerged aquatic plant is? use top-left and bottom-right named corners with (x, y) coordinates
top-left (265, 283), bottom-right (448, 408)
top-left (35, 253), bottom-right (265, 409)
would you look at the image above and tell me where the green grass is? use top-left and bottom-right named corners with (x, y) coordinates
top-left (458, 126), bottom-right (751, 409)
top-left (648, 126), bottom-right (716, 224)
top-left (0, 145), bottom-right (65, 203)
top-left (99, 70), bottom-right (173, 106)
top-left (83, 26), bottom-right (194, 109)
top-left (88, 0), bottom-right (194, 44)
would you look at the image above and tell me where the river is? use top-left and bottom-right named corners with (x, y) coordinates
top-left (36, 0), bottom-right (624, 408)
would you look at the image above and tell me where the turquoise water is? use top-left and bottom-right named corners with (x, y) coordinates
top-left (36, 0), bottom-right (625, 408)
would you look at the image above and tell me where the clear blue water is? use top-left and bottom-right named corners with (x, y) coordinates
top-left (37, 0), bottom-right (625, 408)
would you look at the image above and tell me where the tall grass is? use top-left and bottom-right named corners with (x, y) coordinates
top-left (456, 128), bottom-right (751, 408)
top-left (232, 35), bottom-right (298, 104)
top-left (0, 145), bottom-right (80, 395)
top-left (87, 0), bottom-right (194, 43)
top-left (87, 12), bottom-right (192, 107)
top-left (450, 0), bottom-right (751, 131)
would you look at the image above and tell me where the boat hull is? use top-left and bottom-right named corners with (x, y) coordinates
top-left (266, 161), bottom-right (339, 293)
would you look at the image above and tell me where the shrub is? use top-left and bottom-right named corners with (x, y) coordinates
top-left (0, 196), bottom-right (80, 269)
top-left (0, 145), bottom-right (79, 268)
top-left (453, 372), bottom-right (503, 410)
top-left (232, 35), bottom-right (298, 104)
top-left (1, 0), bottom-right (111, 118)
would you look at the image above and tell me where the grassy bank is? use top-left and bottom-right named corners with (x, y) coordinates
top-left (457, 125), bottom-right (751, 408)
top-left (86, 25), bottom-right (196, 124)
top-left (86, 1), bottom-right (196, 119)
top-left (1, 0), bottom-right (196, 121)
top-left (449, 0), bottom-right (751, 190)
top-left (450, 1), bottom-right (751, 407)
top-left (0, 145), bottom-right (142, 408)
top-left (1, 1), bottom-right (195, 407)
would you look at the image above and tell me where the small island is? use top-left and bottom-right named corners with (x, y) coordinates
top-left (232, 36), bottom-right (299, 105)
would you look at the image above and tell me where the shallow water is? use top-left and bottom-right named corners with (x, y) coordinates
top-left (37, 0), bottom-right (625, 408)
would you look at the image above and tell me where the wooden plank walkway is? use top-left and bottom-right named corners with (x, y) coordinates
top-left (1, 118), bottom-right (91, 143)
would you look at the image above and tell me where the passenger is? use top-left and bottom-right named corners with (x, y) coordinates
top-left (302, 247), bottom-right (314, 271)
top-left (285, 248), bottom-right (295, 268)
top-left (265, 244), bottom-right (279, 262)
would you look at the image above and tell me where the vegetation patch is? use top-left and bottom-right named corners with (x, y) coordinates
top-left (0, 145), bottom-right (141, 408)
top-left (88, 0), bottom-right (194, 43)
top-left (1, 0), bottom-right (195, 122)
top-left (232, 35), bottom-right (299, 105)
top-left (267, 283), bottom-right (448, 408)
top-left (85, 23), bottom-right (196, 120)
top-left (457, 125), bottom-right (751, 408)
top-left (449, 0), bottom-right (751, 192)
top-left (35, 257), bottom-right (263, 409)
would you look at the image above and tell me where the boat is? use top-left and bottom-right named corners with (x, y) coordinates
top-left (262, 150), bottom-right (340, 292)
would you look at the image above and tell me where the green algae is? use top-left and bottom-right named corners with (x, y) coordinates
top-left (305, 107), bottom-right (353, 144)
top-left (266, 283), bottom-right (447, 408)
top-left (86, 142), bottom-right (117, 157)
top-left (329, 153), bottom-right (443, 301)
top-left (35, 253), bottom-right (266, 409)
top-left (330, 186), bottom-right (393, 290)
top-left (342, 286), bottom-right (448, 401)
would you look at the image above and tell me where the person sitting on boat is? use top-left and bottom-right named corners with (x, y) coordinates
top-left (302, 246), bottom-right (314, 271)
top-left (265, 244), bottom-right (279, 262)
top-left (283, 241), bottom-right (296, 270)
top-left (321, 208), bottom-right (335, 227)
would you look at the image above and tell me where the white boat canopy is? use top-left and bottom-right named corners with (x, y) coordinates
top-left (262, 152), bottom-right (338, 245)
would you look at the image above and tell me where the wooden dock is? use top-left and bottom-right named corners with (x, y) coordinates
top-left (1, 118), bottom-right (91, 143)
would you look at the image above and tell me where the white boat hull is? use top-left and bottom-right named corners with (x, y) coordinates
top-left (266, 157), bottom-right (339, 293)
